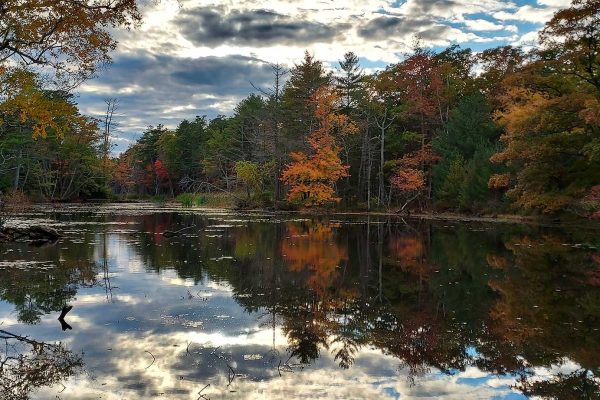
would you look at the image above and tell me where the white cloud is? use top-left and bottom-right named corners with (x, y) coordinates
top-left (493, 5), bottom-right (556, 23)
top-left (463, 18), bottom-right (518, 33)
top-left (513, 30), bottom-right (541, 47)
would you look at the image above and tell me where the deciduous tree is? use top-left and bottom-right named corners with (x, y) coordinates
top-left (0, 0), bottom-right (140, 86)
top-left (281, 86), bottom-right (357, 206)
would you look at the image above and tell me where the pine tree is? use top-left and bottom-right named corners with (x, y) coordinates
top-left (282, 51), bottom-right (332, 151)
top-left (336, 52), bottom-right (364, 111)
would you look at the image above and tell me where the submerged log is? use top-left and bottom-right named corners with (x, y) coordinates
top-left (0, 225), bottom-right (61, 244)
top-left (29, 225), bottom-right (61, 240)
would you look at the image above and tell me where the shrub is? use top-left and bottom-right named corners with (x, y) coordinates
top-left (176, 193), bottom-right (206, 207)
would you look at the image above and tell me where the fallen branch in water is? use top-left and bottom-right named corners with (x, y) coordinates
top-left (144, 350), bottom-right (156, 369)
top-left (197, 383), bottom-right (210, 400)
top-left (227, 364), bottom-right (235, 387)
top-left (0, 329), bottom-right (83, 399)
top-left (277, 358), bottom-right (295, 376)
top-left (163, 224), bottom-right (197, 238)
top-left (0, 225), bottom-right (61, 245)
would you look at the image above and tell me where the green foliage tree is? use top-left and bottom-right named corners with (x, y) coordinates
top-left (433, 93), bottom-right (502, 210)
top-left (229, 95), bottom-right (267, 162)
top-left (283, 51), bottom-right (332, 151)
top-left (0, 84), bottom-right (108, 200)
top-left (205, 116), bottom-right (235, 190)
top-left (336, 52), bottom-right (365, 111)
top-left (235, 161), bottom-right (261, 199)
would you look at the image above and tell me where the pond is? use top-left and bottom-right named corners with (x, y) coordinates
top-left (0, 204), bottom-right (599, 399)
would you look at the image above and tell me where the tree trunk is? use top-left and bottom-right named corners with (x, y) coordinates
top-left (13, 149), bottom-right (22, 189)
top-left (378, 123), bottom-right (385, 207)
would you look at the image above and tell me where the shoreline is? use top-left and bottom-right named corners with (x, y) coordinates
top-left (24, 200), bottom-right (600, 229)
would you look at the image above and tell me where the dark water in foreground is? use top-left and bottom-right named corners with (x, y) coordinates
top-left (0, 204), bottom-right (599, 400)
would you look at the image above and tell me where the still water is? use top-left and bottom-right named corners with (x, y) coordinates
top-left (0, 204), bottom-right (599, 399)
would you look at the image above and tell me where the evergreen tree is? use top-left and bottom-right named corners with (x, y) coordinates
top-left (433, 93), bottom-right (502, 210)
top-left (282, 51), bottom-right (332, 151)
top-left (336, 52), bottom-right (364, 111)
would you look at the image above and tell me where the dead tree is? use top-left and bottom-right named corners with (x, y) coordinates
top-left (102, 98), bottom-right (119, 168)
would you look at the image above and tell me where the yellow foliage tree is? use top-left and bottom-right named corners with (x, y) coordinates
top-left (0, 69), bottom-right (88, 139)
top-left (0, 0), bottom-right (140, 139)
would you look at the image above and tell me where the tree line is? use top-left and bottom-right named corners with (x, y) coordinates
top-left (112, 0), bottom-right (600, 216)
top-left (1, 0), bottom-right (599, 217)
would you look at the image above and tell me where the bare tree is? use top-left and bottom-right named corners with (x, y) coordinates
top-left (102, 98), bottom-right (119, 167)
top-left (375, 107), bottom-right (395, 207)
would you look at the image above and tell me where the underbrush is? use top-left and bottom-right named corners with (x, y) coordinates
top-left (175, 192), bottom-right (237, 208)
top-left (176, 193), bottom-right (206, 207)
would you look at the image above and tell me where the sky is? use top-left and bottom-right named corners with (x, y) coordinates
top-left (75, 0), bottom-right (573, 154)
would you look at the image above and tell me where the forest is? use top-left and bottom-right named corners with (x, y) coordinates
top-left (0, 0), bottom-right (599, 217)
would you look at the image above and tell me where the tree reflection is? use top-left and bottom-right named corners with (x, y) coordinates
top-left (486, 233), bottom-right (600, 398)
top-left (0, 329), bottom-right (83, 400)
top-left (0, 242), bottom-right (98, 323)
top-left (280, 222), bottom-right (347, 297)
top-left (215, 219), bottom-right (600, 395)
top-left (515, 368), bottom-right (600, 400)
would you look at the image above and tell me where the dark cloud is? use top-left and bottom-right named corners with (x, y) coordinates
top-left (77, 53), bottom-right (275, 152)
top-left (407, 0), bottom-right (460, 14)
top-left (96, 53), bottom-right (273, 93)
top-left (358, 15), bottom-right (457, 42)
top-left (358, 16), bottom-right (431, 39)
top-left (176, 7), bottom-right (349, 47)
top-left (417, 25), bottom-right (457, 41)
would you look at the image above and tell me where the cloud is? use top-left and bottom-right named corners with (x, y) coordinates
top-left (358, 16), bottom-right (425, 40)
top-left (395, 0), bottom-right (511, 20)
top-left (512, 30), bottom-right (541, 47)
top-left (493, 5), bottom-right (557, 23)
top-left (76, 52), bottom-right (274, 152)
top-left (463, 18), bottom-right (518, 33)
top-left (176, 6), bottom-right (350, 47)
top-left (357, 15), bottom-right (480, 44)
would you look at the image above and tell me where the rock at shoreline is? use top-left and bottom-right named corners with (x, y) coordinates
top-left (0, 225), bottom-right (61, 244)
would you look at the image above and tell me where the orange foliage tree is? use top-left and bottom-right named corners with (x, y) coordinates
top-left (490, 75), bottom-right (600, 213)
top-left (390, 145), bottom-right (440, 211)
top-left (281, 85), bottom-right (358, 206)
top-left (489, 0), bottom-right (600, 214)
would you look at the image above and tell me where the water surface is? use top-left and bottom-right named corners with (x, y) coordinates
top-left (1, 204), bottom-right (599, 399)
